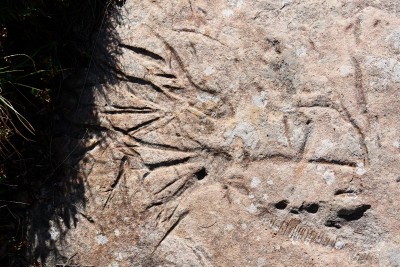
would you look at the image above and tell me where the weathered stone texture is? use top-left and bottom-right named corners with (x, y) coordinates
top-left (34, 0), bottom-right (400, 266)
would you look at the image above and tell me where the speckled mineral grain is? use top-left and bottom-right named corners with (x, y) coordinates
top-left (30, 0), bottom-right (400, 266)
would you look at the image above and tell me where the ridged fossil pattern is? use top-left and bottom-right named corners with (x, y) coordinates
top-left (266, 215), bottom-right (344, 249)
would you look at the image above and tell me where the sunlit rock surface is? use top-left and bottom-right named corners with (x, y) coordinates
top-left (30, 0), bottom-right (400, 266)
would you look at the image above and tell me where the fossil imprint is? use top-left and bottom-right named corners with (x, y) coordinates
top-left (84, 25), bottom-right (370, 252)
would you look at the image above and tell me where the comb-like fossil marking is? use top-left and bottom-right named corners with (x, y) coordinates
top-left (266, 215), bottom-right (339, 249)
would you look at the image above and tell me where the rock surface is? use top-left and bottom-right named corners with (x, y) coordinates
top-left (30, 0), bottom-right (400, 266)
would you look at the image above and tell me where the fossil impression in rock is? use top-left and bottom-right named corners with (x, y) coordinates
top-left (32, 1), bottom-right (400, 266)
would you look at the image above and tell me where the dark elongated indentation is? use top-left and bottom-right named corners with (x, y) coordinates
top-left (194, 167), bottom-right (207, 180)
top-left (163, 85), bottom-right (184, 90)
top-left (146, 157), bottom-right (192, 171)
top-left (325, 219), bottom-right (342, 229)
top-left (106, 104), bottom-right (157, 114)
top-left (155, 73), bottom-right (177, 79)
top-left (132, 136), bottom-right (186, 151)
top-left (79, 212), bottom-right (95, 224)
top-left (152, 32), bottom-right (206, 92)
top-left (103, 110), bottom-right (155, 114)
top-left (152, 211), bottom-right (189, 253)
top-left (153, 177), bottom-right (181, 195)
top-left (334, 188), bottom-right (359, 195)
top-left (275, 200), bottom-right (289, 210)
top-left (112, 117), bottom-right (160, 134)
top-left (125, 75), bottom-right (165, 94)
top-left (290, 209), bottom-right (299, 214)
top-left (308, 158), bottom-right (357, 167)
top-left (337, 204), bottom-right (371, 221)
top-left (112, 68), bottom-right (168, 96)
top-left (103, 156), bottom-right (129, 209)
top-left (340, 103), bottom-right (369, 165)
top-left (145, 201), bottom-right (164, 210)
top-left (119, 43), bottom-right (165, 61)
top-left (110, 156), bottom-right (128, 189)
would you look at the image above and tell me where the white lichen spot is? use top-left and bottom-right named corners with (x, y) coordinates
top-left (386, 29), bottom-right (400, 53)
top-left (252, 92), bottom-right (268, 108)
top-left (281, 0), bottom-right (292, 7)
top-left (94, 196), bottom-right (105, 206)
top-left (114, 229), bottom-right (120, 237)
top-left (236, 0), bottom-right (244, 8)
top-left (296, 46), bottom-right (307, 57)
top-left (316, 139), bottom-right (334, 157)
top-left (247, 203), bottom-right (257, 214)
top-left (224, 122), bottom-right (259, 149)
top-left (227, 0), bottom-right (244, 8)
top-left (197, 93), bottom-right (220, 102)
top-left (204, 66), bottom-right (216, 76)
top-left (229, 81), bottom-right (240, 91)
top-left (222, 9), bottom-right (234, 17)
top-left (339, 65), bottom-right (354, 77)
top-left (146, 131), bottom-right (157, 141)
top-left (96, 234), bottom-right (108, 245)
top-left (267, 180), bottom-right (274, 185)
top-left (334, 240), bottom-right (346, 250)
top-left (250, 176), bottom-right (261, 188)
top-left (257, 257), bottom-right (267, 267)
top-left (241, 223), bottom-right (248, 229)
top-left (280, 104), bottom-right (295, 113)
top-left (291, 126), bottom-right (305, 147)
top-left (316, 165), bottom-right (326, 174)
top-left (109, 262), bottom-right (119, 267)
top-left (49, 226), bottom-right (60, 241)
top-left (366, 56), bottom-right (400, 82)
top-left (393, 140), bottom-right (400, 149)
top-left (248, 194), bottom-right (255, 199)
top-left (225, 224), bottom-right (234, 231)
top-left (263, 193), bottom-right (269, 200)
top-left (165, 254), bottom-right (176, 263)
top-left (234, 198), bottom-right (242, 205)
top-left (323, 170), bottom-right (335, 185)
top-left (388, 249), bottom-right (400, 267)
top-left (114, 252), bottom-right (130, 261)
top-left (356, 163), bottom-right (367, 176)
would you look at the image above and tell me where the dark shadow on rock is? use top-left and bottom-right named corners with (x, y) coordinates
top-left (25, 5), bottom-right (125, 266)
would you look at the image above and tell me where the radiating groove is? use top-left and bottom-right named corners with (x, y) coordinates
top-left (152, 210), bottom-right (189, 253)
top-left (102, 109), bottom-right (157, 114)
top-left (155, 73), bottom-right (177, 79)
top-left (110, 117), bottom-right (160, 136)
top-left (133, 136), bottom-right (197, 152)
top-left (119, 43), bottom-right (165, 62)
top-left (308, 158), bottom-right (357, 168)
top-left (145, 156), bottom-right (192, 171)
